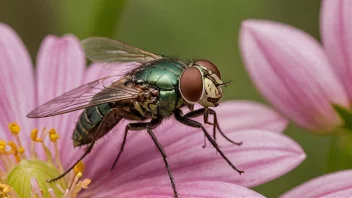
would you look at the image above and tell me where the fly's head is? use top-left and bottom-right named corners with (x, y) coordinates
top-left (179, 59), bottom-right (226, 108)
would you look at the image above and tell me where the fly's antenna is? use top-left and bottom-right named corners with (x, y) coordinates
top-left (217, 80), bottom-right (233, 87)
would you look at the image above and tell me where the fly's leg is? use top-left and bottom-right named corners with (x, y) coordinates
top-left (47, 141), bottom-right (95, 182)
top-left (207, 108), bottom-right (242, 146)
top-left (185, 108), bottom-right (242, 147)
top-left (47, 109), bottom-right (118, 183)
top-left (175, 109), bottom-right (244, 175)
top-left (147, 126), bottom-right (178, 198)
top-left (183, 108), bottom-right (211, 148)
top-left (111, 118), bottom-right (179, 198)
top-left (111, 118), bottom-right (161, 170)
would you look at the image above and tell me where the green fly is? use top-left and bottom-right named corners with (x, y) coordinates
top-left (27, 37), bottom-right (243, 198)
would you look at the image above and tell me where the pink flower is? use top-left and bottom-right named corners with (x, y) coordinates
top-left (239, 0), bottom-right (352, 133)
top-left (0, 23), bottom-right (305, 197)
top-left (281, 170), bottom-right (352, 198)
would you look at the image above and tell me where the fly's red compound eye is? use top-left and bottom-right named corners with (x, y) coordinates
top-left (179, 67), bottom-right (203, 103)
top-left (194, 59), bottom-right (221, 79)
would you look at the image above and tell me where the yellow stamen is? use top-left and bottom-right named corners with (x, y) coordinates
top-left (8, 122), bottom-right (26, 160)
top-left (31, 128), bottom-right (53, 164)
top-left (8, 122), bottom-right (20, 135)
top-left (30, 129), bottom-right (39, 159)
top-left (73, 162), bottom-right (84, 175)
top-left (76, 172), bottom-right (82, 179)
top-left (0, 183), bottom-right (19, 198)
top-left (7, 142), bottom-right (17, 155)
top-left (0, 140), bottom-right (7, 153)
top-left (18, 147), bottom-right (25, 154)
top-left (70, 179), bottom-right (91, 198)
top-left (7, 142), bottom-right (21, 163)
top-left (49, 129), bottom-right (63, 173)
top-left (48, 129), bottom-right (60, 143)
top-left (0, 141), bottom-right (13, 171)
top-left (67, 172), bottom-right (82, 197)
top-left (80, 179), bottom-right (91, 189)
top-left (1, 123), bottom-right (91, 197)
top-left (30, 129), bottom-right (43, 143)
top-left (3, 186), bottom-right (9, 193)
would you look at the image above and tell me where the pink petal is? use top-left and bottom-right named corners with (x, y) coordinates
top-left (35, 35), bottom-right (85, 163)
top-left (240, 20), bottom-right (349, 133)
top-left (321, 0), bottom-right (352, 100)
top-left (0, 23), bottom-right (35, 143)
top-left (281, 170), bottom-right (352, 198)
top-left (87, 181), bottom-right (264, 198)
top-left (216, 101), bottom-right (288, 133)
top-left (82, 119), bottom-right (304, 195)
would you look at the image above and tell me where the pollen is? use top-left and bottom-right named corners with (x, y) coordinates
top-left (7, 141), bottom-right (22, 163)
top-left (30, 128), bottom-right (43, 142)
top-left (0, 183), bottom-right (18, 198)
top-left (8, 122), bottom-right (20, 135)
top-left (0, 122), bottom-right (91, 197)
top-left (49, 128), bottom-right (60, 142)
top-left (73, 161), bottom-right (85, 175)
top-left (0, 140), bottom-right (7, 152)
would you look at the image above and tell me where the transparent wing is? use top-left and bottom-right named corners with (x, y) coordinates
top-left (27, 76), bottom-right (140, 118)
top-left (82, 37), bottom-right (163, 70)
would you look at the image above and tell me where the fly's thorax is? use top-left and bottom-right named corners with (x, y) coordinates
top-left (130, 59), bottom-right (186, 118)
top-left (179, 60), bottom-right (224, 108)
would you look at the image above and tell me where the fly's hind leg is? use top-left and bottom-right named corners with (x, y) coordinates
top-left (111, 117), bottom-right (179, 198)
top-left (175, 109), bottom-right (244, 175)
top-left (47, 109), bottom-right (118, 183)
top-left (184, 108), bottom-right (242, 148)
top-left (47, 140), bottom-right (96, 182)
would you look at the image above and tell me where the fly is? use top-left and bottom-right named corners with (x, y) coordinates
top-left (27, 37), bottom-right (243, 198)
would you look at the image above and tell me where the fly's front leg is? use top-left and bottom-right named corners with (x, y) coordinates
top-left (207, 108), bottom-right (242, 146)
top-left (111, 117), bottom-right (179, 198)
top-left (175, 109), bottom-right (244, 175)
top-left (184, 108), bottom-right (242, 147)
top-left (184, 108), bottom-right (210, 148)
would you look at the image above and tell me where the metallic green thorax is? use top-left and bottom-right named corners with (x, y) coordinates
top-left (133, 59), bottom-right (186, 117)
top-left (73, 59), bottom-right (187, 146)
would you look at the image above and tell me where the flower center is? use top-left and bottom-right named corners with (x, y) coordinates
top-left (0, 122), bottom-right (90, 198)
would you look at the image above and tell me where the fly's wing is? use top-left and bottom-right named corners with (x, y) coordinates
top-left (27, 76), bottom-right (140, 118)
top-left (82, 37), bottom-right (163, 70)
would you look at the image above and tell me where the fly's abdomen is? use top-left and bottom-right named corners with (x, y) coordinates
top-left (72, 103), bottom-right (111, 147)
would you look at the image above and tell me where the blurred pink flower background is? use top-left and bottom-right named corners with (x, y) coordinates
top-left (281, 170), bottom-right (352, 198)
top-left (239, 0), bottom-right (352, 197)
top-left (0, 22), bottom-right (306, 197)
top-left (240, 0), bottom-right (352, 134)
